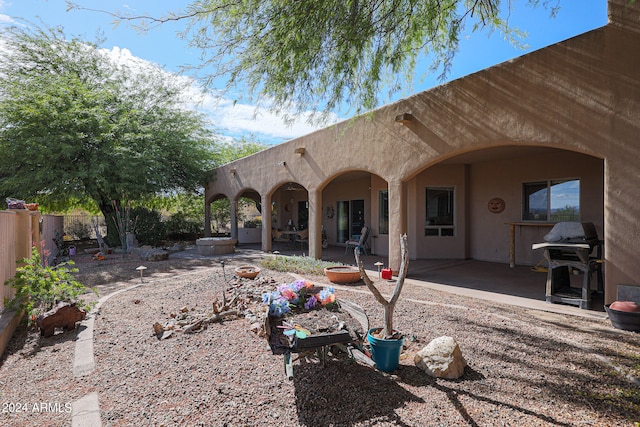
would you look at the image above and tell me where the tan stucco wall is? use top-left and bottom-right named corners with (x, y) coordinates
top-left (206, 1), bottom-right (640, 304)
top-left (468, 151), bottom-right (604, 265)
top-left (408, 164), bottom-right (468, 259)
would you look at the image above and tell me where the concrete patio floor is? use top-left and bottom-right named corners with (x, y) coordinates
top-left (229, 242), bottom-right (606, 320)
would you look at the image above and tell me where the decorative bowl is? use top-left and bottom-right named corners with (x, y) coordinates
top-left (235, 266), bottom-right (261, 279)
top-left (324, 266), bottom-right (361, 284)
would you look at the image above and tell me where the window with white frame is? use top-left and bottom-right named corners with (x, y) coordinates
top-left (522, 178), bottom-right (580, 221)
top-left (425, 187), bottom-right (454, 236)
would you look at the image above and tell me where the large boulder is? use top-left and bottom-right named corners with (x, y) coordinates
top-left (139, 248), bottom-right (169, 261)
top-left (414, 336), bottom-right (467, 379)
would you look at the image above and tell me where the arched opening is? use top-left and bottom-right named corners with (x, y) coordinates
top-left (266, 182), bottom-right (310, 253)
top-left (235, 189), bottom-right (262, 245)
top-left (206, 193), bottom-right (232, 237)
top-left (321, 170), bottom-right (388, 257)
top-left (404, 145), bottom-right (604, 306)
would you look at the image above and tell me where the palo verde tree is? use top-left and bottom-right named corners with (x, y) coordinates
top-left (0, 24), bottom-right (215, 245)
top-left (69, 0), bottom-right (561, 122)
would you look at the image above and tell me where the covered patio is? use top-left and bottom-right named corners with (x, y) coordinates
top-left (205, 0), bottom-right (640, 308)
top-left (235, 242), bottom-right (606, 316)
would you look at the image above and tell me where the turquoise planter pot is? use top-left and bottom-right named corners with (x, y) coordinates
top-left (367, 328), bottom-right (404, 372)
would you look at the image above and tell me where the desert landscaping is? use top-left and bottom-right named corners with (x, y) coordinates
top-left (1, 250), bottom-right (640, 426)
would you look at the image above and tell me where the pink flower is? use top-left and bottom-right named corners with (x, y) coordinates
top-left (280, 289), bottom-right (296, 301)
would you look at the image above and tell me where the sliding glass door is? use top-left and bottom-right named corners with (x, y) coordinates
top-left (337, 199), bottom-right (364, 243)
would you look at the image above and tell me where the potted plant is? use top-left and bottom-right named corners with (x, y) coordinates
top-left (355, 234), bottom-right (410, 372)
top-left (4, 245), bottom-right (97, 328)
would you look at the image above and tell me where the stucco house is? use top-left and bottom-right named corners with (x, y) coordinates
top-left (204, 0), bottom-right (640, 306)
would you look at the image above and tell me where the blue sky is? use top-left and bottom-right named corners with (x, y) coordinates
top-left (0, 1), bottom-right (608, 145)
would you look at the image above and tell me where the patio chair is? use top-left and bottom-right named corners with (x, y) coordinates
top-left (295, 229), bottom-right (309, 249)
top-left (345, 226), bottom-right (370, 255)
top-left (272, 229), bottom-right (291, 249)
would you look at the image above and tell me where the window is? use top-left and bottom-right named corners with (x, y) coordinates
top-left (425, 187), bottom-right (454, 236)
top-left (522, 179), bottom-right (580, 221)
top-left (378, 190), bottom-right (389, 235)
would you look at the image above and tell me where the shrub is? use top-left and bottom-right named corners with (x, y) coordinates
top-left (130, 207), bottom-right (165, 246)
top-left (164, 212), bottom-right (203, 240)
top-left (4, 246), bottom-right (97, 324)
top-left (67, 219), bottom-right (91, 240)
top-left (260, 254), bottom-right (342, 276)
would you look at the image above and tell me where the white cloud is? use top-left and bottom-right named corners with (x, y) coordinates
top-left (101, 45), bottom-right (337, 144)
top-left (206, 97), bottom-right (332, 141)
top-left (1, 28), bottom-right (336, 145)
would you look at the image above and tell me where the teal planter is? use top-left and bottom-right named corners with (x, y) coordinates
top-left (367, 328), bottom-right (404, 372)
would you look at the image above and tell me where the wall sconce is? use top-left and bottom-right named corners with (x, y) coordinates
top-left (230, 168), bottom-right (237, 175)
top-left (395, 112), bottom-right (413, 124)
top-left (294, 147), bottom-right (305, 155)
top-left (278, 161), bottom-right (286, 166)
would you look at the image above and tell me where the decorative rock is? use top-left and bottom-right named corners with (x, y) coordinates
top-left (166, 243), bottom-right (185, 253)
top-left (153, 322), bottom-right (164, 336)
top-left (160, 330), bottom-right (173, 340)
top-left (126, 232), bottom-right (138, 249)
top-left (36, 302), bottom-right (86, 337)
top-left (139, 249), bottom-right (169, 261)
top-left (414, 336), bottom-right (467, 379)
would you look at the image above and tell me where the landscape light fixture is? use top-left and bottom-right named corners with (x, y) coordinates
top-left (374, 261), bottom-right (384, 279)
top-left (395, 113), bottom-right (413, 124)
top-left (136, 265), bottom-right (147, 283)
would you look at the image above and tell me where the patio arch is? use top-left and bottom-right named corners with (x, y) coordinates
top-left (317, 169), bottom-right (389, 259)
top-left (403, 145), bottom-right (604, 269)
top-left (204, 192), bottom-right (231, 237)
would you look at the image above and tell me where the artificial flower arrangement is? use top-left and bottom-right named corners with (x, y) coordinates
top-left (262, 279), bottom-right (337, 318)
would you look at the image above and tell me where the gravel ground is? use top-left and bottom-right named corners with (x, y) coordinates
top-left (2, 251), bottom-right (640, 426)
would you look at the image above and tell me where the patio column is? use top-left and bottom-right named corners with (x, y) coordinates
top-left (230, 198), bottom-right (238, 240)
top-left (261, 193), bottom-right (272, 252)
top-left (308, 189), bottom-right (321, 259)
top-left (204, 200), bottom-right (211, 237)
top-left (388, 179), bottom-right (407, 274)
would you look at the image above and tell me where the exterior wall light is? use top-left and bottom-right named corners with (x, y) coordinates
top-left (395, 113), bottom-right (414, 124)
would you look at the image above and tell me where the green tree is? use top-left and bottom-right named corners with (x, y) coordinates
top-left (69, 0), bottom-right (559, 121)
top-left (142, 138), bottom-right (266, 236)
top-left (0, 24), bottom-right (216, 245)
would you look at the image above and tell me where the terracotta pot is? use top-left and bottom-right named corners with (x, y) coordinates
top-left (610, 301), bottom-right (640, 312)
top-left (235, 265), bottom-right (260, 279)
top-left (324, 266), bottom-right (361, 284)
